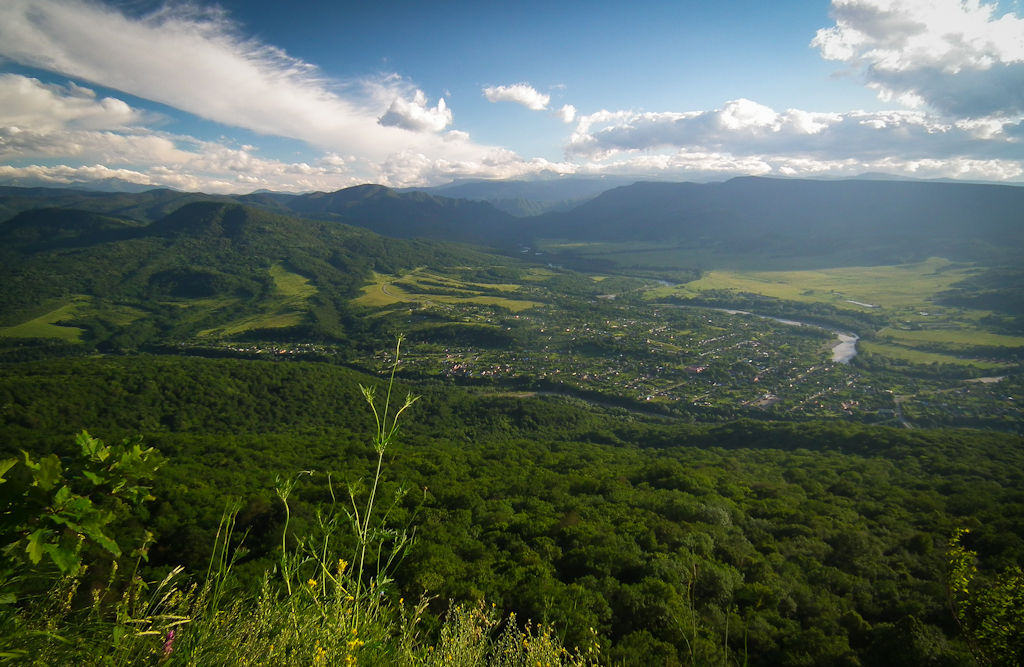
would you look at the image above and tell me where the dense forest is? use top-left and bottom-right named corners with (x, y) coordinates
top-left (3, 354), bottom-right (1023, 664)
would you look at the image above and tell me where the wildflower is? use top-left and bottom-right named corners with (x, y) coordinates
top-left (338, 559), bottom-right (348, 574)
top-left (308, 578), bottom-right (318, 588)
top-left (161, 629), bottom-right (176, 659)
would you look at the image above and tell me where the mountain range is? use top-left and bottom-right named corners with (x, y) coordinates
top-left (4, 176), bottom-right (1021, 262)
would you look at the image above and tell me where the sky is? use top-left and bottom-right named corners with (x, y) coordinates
top-left (0, 0), bottom-right (1022, 193)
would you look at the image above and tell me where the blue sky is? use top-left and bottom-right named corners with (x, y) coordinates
top-left (1, 0), bottom-right (1022, 192)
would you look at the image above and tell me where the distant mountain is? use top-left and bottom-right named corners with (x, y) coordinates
top-left (0, 184), bottom-right (521, 245)
top-left (4, 177), bottom-right (1023, 270)
top-left (0, 176), bottom-right (163, 193)
top-left (523, 177), bottom-right (1024, 265)
top-left (0, 208), bottom-right (143, 251)
top-left (246, 184), bottom-right (520, 244)
top-left (404, 177), bottom-right (636, 216)
top-left (0, 186), bottom-right (233, 225)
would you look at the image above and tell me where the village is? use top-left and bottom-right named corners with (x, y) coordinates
top-left (381, 299), bottom-right (905, 423)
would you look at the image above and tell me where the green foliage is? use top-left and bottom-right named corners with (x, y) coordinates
top-left (947, 528), bottom-right (1024, 665)
top-left (0, 431), bottom-right (161, 590)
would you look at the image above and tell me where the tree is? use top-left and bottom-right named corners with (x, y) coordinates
top-left (947, 528), bottom-right (1024, 665)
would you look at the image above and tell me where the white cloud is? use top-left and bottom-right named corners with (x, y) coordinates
top-left (0, 74), bottom-right (147, 131)
top-left (568, 100), bottom-right (855, 157)
top-left (0, 73), bottom-right (569, 191)
top-left (378, 90), bottom-right (452, 133)
top-left (0, 0), bottom-right (505, 181)
top-left (2, 0), bottom-right (1022, 190)
top-left (483, 83), bottom-right (551, 111)
top-left (565, 149), bottom-right (1022, 183)
top-left (812, 0), bottom-right (1024, 119)
top-left (565, 97), bottom-right (1023, 182)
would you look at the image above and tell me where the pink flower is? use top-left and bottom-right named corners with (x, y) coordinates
top-left (162, 629), bottom-right (176, 658)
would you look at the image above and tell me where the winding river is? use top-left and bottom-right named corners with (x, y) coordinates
top-left (688, 306), bottom-right (860, 364)
top-left (649, 282), bottom-right (860, 363)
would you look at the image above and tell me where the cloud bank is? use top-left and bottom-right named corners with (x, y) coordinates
top-left (813, 0), bottom-right (1024, 119)
top-left (566, 97), bottom-right (1022, 182)
top-left (0, 0), bottom-right (1022, 190)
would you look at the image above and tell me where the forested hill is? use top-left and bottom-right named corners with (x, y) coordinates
top-left (522, 177), bottom-right (1024, 264)
top-left (0, 183), bottom-right (520, 245)
top-left (0, 201), bottom-right (514, 350)
top-left (244, 184), bottom-right (519, 243)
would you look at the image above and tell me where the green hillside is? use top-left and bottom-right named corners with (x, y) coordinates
top-left (0, 201), bottom-right (519, 352)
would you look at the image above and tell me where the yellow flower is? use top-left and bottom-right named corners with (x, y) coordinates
top-left (338, 559), bottom-right (349, 574)
top-left (308, 578), bottom-right (318, 588)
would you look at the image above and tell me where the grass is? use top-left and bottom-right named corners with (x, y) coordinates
top-left (521, 267), bottom-right (557, 282)
top-left (878, 327), bottom-right (1024, 349)
top-left (353, 271), bottom-right (542, 313)
top-left (0, 297), bottom-right (89, 342)
top-left (269, 262), bottom-right (317, 300)
top-left (860, 340), bottom-right (1010, 369)
top-left (397, 269), bottom-right (521, 294)
top-left (198, 263), bottom-right (317, 337)
top-left (648, 257), bottom-right (974, 311)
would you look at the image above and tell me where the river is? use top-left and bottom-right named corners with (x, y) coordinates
top-left (650, 282), bottom-right (860, 362)
top-left (681, 306), bottom-right (860, 364)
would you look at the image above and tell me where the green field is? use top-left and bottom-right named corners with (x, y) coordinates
top-left (269, 261), bottom-right (317, 300)
top-left (649, 257), bottom-right (974, 310)
top-left (878, 326), bottom-right (1024, 349)
top-left (0, 298), bottom-right (89, 341)
top-left (199, 263), bottom-right (317, 337)
top-left (859, 340), bottom-right (1010, 370)
top-left (354, 270), bottom-right (542, 312)
top-left (644, 258), bottom-right (1022, 367)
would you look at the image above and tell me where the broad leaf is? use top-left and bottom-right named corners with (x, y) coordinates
top-left (25, 529), bottom-right (49, 565)
top-left (0, 458), bottom-right (16, 484)
top-left (33, 455), bottom-right (63, 492)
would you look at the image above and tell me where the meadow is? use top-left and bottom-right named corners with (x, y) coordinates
top-left (198, 262), bottom-right (318, 337)
top-left (0, 298), bottom-right (89, 342)
top-left (353, 269), bottom-right (542, 313)
top-left (643, 257), bottom-right (1021, 368)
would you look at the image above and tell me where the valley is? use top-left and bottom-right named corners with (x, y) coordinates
top-left (1, 178), bottom-right (1022, 665)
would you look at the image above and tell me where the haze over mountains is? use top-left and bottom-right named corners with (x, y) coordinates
top-left (3, 176), bottom-right (1022, 266)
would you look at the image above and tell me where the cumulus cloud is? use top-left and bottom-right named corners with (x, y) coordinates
top-left (0, 0), bottom-right (507, 182)
top-left (483, 83), bottom-right (551, 111)
top-left (569, 100), bottom-right (853, 157)
top-left (557, 104), bottom-right (577, 123)
top-left (378, 90), bottom-right (452, 132)
top-left (0, 74), bottom-right (148, 131)
top-left (812, 0), bottom-right (1024, 119)
top-left (565, 97), bottom-right (1023, 182)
